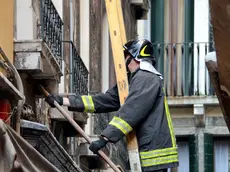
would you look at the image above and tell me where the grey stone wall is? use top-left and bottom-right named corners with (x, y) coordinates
top-left (89, 0), bottom-right (102, 93)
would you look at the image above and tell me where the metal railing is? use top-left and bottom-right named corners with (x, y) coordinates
top-left (92, 112), bottom-right (128, 170)
top-left (70, 42), bottom-right (89, 95)
top-left (40, 0), bottom-right (63, 68)
top-left (153, 42), bottom-right (215, 96)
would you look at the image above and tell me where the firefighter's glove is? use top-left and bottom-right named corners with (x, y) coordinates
top-left (89, 137), bottom-right (108, 154)
top-left (45, 95), bottom-right (63, 108)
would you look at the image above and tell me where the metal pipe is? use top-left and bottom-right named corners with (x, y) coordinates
top-left (39, 85), bottom-right (122, 172)
top-left (69, 0), bottom-right (75, 159)
top-left (0, 48), bottom-right (25, 134)
top-left (70, 0), bottom-right (73, 93)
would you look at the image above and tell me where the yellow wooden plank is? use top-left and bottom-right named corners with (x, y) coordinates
top-left (105, 0), bottom-right (141, 171)
top-left (116, 0), bottom-right (127, 44)
top-left (115, 0), bottom-right (139, 152)
top-left (105, 0), bottom-right (129, 105)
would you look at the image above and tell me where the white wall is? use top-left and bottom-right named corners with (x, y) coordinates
top-left (52, 0), bottom-right (63, 19)
top-left (80, 0), bottom-right (90, 71)
top-left (137, 11), bottom-right (151, 40)
top-left (80, 0), bottom-right (91, 135)
top-left (101, 13), bottom-right (110, 93)
top-left (52, 0), bottom-right (64, 93)
top-left (194, 0), bottom-right (209, 95)
top-left (16, 0), bottom-right (63, 40)
top-left (16, 0), bottom-right (34, 40)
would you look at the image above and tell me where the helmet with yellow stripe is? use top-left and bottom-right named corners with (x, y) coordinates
top-left (123, 39), bottom-right (156, 66)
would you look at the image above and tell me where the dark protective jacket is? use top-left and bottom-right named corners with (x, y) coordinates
top-left (67, 67), bottom-right (179, 171)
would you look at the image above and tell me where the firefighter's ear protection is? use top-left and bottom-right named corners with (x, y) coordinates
top-left (125, 56), bottom-right (133, 72)
top-left (124, 50), bottom-right (134, 72)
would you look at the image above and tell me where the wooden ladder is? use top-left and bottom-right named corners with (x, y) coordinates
top-left (105, 0), bottom-right (142, 171)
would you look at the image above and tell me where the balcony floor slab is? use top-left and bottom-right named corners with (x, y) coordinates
top-left (167, 96), bottom-right (219, 106)
top-left (14, 39), bottom-right (62, 82)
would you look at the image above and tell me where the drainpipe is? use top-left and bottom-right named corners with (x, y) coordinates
top-left (0, 48), bottom-right (25, 135)
top-left (69, 1), bottom-right (73, 92)
top-left (69, 0), bottom-right (75, 159)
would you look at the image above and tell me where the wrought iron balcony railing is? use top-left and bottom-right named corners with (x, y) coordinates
top-left (153, 42), bottom-right (215, 97)
top-left (70, 42), bottom-right (89, 95)
top-left (40, 0), bottom-right (63, 68)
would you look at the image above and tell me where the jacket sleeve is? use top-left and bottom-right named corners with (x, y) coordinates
top-left (101, 73), bottom-right (161, 143)
top-left (67, 85), bottom-right (120, 113)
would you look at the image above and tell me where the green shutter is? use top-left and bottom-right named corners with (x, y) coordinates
top-left (150, 0), bottom-right (164, 74)
top-left (189, 135), bottom-right (198, 172)
top-left (183, 0), bottom-right (194, 96)
top-left (204, 133), bottom-right (213, 172)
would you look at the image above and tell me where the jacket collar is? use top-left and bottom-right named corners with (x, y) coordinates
top-left (140, 61), bottom-right (163, 80)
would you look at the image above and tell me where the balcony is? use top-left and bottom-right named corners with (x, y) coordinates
top-left (50, 42), bottom-right (88, 132)
top-left (70, 42), bottom-right (89, 95)
top-left (152, 42), bottom-right (219, 106)
top-left (14, 0), bottom-right (63, 81)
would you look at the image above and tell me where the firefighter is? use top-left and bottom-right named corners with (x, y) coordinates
top-left (45, 39), bottom-right (179, 172)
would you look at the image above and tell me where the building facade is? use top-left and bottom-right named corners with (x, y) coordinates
top-left (0, 0), bottom-right (150, 171)
top-left (138, 1), bottom-right (228, 172)
top-left (2, 0), bottom-right (228, 171)
top-left (0, 0), bottom-right (24, 129)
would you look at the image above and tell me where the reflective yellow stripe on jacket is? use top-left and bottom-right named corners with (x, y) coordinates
top-left (141, 154), bottom-right (178, 167)
top-left (109, 116), bottom-right (132, 135)
top-left (140, 89), bottom-right (178, 167)
top-left (82, 96), bottom-right (95, 113)
top-left (140, 147), bottom-right (178, 159)
top-left (140, 147), bottom-right (178, 167)
top-left (164, 93), bottom-right (176, 147)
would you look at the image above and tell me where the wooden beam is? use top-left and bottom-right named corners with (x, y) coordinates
top-left (105, 0), bottom-right (141, 171)
top-left (210, 0), bottom-right (230, 97)
top-left (206, 60), bottom-right (230, 131)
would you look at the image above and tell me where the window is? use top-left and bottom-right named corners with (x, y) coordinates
top-left (178, 142), bottom-right (190, 172)
top-left (214, 139), bottom-right (229, 172)
top-left (204, 135), bottom-right (230, 172)
top-left (168, 137), bottom-right (191, 172)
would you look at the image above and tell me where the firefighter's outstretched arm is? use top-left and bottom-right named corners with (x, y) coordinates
top-left (45, 85), bottom-right (120, 113)
top-left (100, 73), bottom-right (161, 143)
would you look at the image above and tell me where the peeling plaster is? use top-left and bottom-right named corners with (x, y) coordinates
top-left (15, 52), bottom-right (41, 69)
